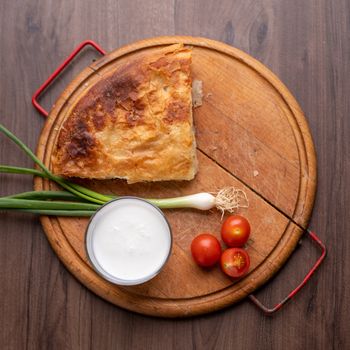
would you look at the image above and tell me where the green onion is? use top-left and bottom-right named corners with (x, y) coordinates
top-left (0, 123), bottom-right (249, 216)
top-left (0, 164), bottom-right (106, 204)
top-left (148, 193), bottom-right (215, 209)
top-left (0, 165), bottom-right (46, 177)
top-left (0, 165), bottom-right (113, 202)
top-left (60, 180), bottom-right (113, 202)
top-left (0, 198), bottom-right (99, 211)
top-left (49, 178), bottom-right (106, 204)
top-left (0, 124), bottom-right (50, 176)
top-left (4, 190), bottom-right (84, 201)
top-left (3, 209), bottom-right (94, 216)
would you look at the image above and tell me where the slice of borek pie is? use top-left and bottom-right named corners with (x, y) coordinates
top-left (51, 44), bottom-right (198, 183)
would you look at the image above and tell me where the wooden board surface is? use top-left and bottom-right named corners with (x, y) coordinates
top-left (34, 36), bottom-right (316, 317)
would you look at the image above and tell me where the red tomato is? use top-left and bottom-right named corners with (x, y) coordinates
top-left (221, 215), bottom-right (251, 247)
top-left (191, 233), bottom-right (222, 267)
top-left (220, 248), bottom-right (250, 278)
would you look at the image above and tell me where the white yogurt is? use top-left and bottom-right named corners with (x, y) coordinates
top-left (86, 197), bottom-right (172, 285)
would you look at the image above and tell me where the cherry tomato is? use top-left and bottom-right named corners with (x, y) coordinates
top-left (221, 215), bottom-right (251, 247)
top-left (220, 248), bottom-right (250, 278)
top-left (191, 233), bottom-right (222, 267)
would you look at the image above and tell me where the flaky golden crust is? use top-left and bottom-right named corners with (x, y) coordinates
top-left (51, 44), bottom-right (198, 183)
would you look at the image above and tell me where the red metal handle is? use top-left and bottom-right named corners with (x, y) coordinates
top-left (32, 40), bottom-right (106, 117)
top-left (249, 229), bottom-right (326, 315)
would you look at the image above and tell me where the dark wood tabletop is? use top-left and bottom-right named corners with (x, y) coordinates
top-left (0, 0), bottom-right (349, 349)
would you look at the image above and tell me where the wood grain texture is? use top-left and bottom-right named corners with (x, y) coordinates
top-left (0, 0), bottom-right (348, 348)
top-left (33, 36), bottom-right (315, 317)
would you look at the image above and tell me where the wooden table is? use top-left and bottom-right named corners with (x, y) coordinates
top-left (0, 0), bottom-right (348, 348)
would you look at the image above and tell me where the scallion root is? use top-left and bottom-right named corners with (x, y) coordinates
top-left (214, 187), bottom-right (249, 216)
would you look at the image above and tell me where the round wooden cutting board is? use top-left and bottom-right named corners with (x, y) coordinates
top-left (34, 36), bottom-right (316, 317)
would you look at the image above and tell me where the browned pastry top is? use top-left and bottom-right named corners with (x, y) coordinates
top-left (51, 44), bottom-right (197, 183)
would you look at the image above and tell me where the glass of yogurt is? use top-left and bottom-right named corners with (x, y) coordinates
top-left (85, 197), bottom-right (172, 286)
